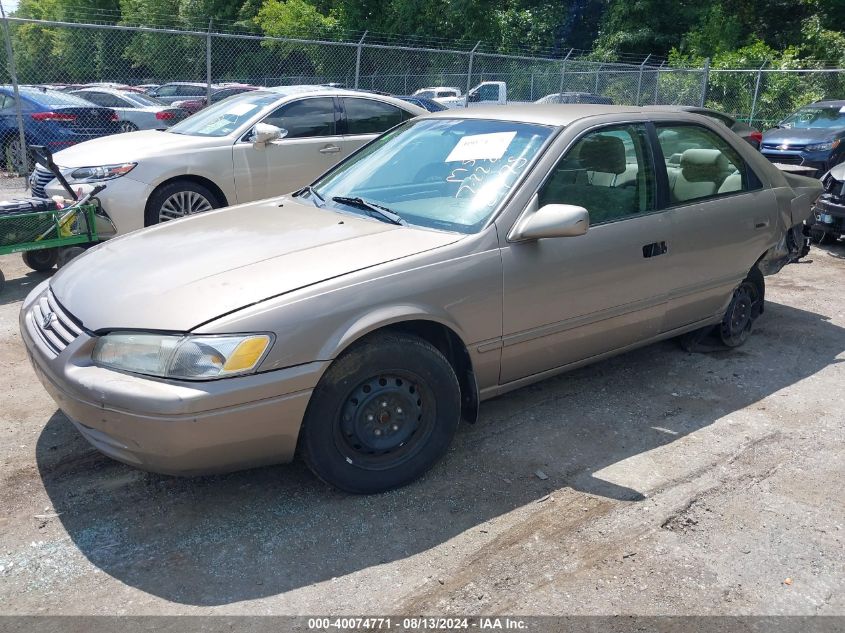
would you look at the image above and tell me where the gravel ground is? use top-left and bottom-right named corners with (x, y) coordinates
top-left (0, 240), bottom-right (843, 616)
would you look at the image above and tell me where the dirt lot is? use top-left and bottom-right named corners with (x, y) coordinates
top-left (0, 241), bottom-right (843, 617)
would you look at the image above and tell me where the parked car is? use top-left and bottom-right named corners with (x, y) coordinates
top-left (171, 85), bottom-right (258, 115)
top-left (30, 86), bottom-right (426, 235)
top-left (809, 164), bottom-right (845, 241)
top-left (646, 105), bottom-right (763, 148)
top-left (396, 95), bottom-right (447, 112)
top-left (412, 86), bottom-right (462, 100)
top-left (0, 86), bottom-right (118, 171)
top-left (536, 92), bottom-right (613, 105)
top-left (136, 84), bottom-right (161, 94)
top-left (71, 87), bottom-right (187, 132)
top-left (147, 82), bottom-right (212, 105)
top-left (761, 100), bottom-right (845, 175)
top-left (21, 105), bottom-right (820, 493)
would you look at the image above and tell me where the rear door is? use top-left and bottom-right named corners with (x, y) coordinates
top-left (653, 121), bottom-right (777, 330)
top-left (232, 96), bottom-right (341, 202)
top-left (337, 97), bottom-right (411, 155)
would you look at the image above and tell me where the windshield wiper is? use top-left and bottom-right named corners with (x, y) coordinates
top-left (294, 185), bottom-right (325, 207)
top-left (331, 196), bottom-right (406, 226)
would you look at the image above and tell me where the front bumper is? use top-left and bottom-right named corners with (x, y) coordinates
top-left (20, 284), bottom-right (327, 475)
top-left (760, 148), bottom-right (831, 177)
top-left (43, 176), bottom-right (153, 237)
top-left (811, 194), bottom-right (845, 236)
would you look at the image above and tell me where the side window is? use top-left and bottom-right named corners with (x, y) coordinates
top-left (477, 84), bottom-right (499, 101)
top-left (178, 85), bottom-right (201, 97)
top-left (656, 123), bottom-right (752, 204)
top-left (0, 95), bottom-right (15, 109)
top-left (263, 97), bottom-right (335, 138)
top-left (156, 85), bottom-right (178, 97)
top-left (87, 92), bottom-right (124, 108)
top-left (539, 124), bottom-right (656, 225)
top-left (343, 98), bottom-right (405, 135)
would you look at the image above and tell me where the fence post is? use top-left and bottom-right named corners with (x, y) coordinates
top-left (206, 19), bottom-right (212, 102)
top-left (466, 41), bottom-right (481, 107)
top-left (653, 61), bottom-right (664, 104)
top-left (699, 57), bottom-right (710, 107)
top-left (0, 1), bottom-right (28, 176)
top-left (594, 63), bottom-right (602, 93)
top-left (559, 48), bottom-right (573, 93)
top-left (530, 72), bottom-right (534, 101)
top-left (635, 54), bottom-right (651, 106)
top-left (353, 31), bottom-right (367, 89)
top-left (749, 59), bottom-right (768, 125)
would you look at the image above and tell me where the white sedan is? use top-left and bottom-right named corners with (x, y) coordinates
top-left (30, 86), bottom-right (425, 236)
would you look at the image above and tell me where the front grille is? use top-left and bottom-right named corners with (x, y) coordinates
top-left (762, 143), bottom-right (807, 151)
top-left (764, 154), bottom-right (802, 165)
top-left (30, 290), bottom-right (82, 355)
top-left (29, 165), bottom-right (54, 199)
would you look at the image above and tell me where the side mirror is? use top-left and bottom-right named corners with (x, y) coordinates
top-left (252, 123), bottom-right (287, 145)
top-left (510, 203), bottom-right (590, 241)
top-left (468, 91), bottom-right (480, 103)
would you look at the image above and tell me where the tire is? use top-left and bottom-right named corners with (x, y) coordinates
top-left (56, 246), bottom-right (87, 269)
top-left (718, 267), bottom-right (764, 348)
top-left (300, 332), bottom-right (461, 494)
top-left (679, 267), bottom-right (764, 352)
top-left (119, 121), bottom-right (139, 133)
top-left (3, 136), bottom-right (32, 174)
top-left (22, 248), bottom-right (58, 272)
top-left (144, 180), bottom-right (222, 226)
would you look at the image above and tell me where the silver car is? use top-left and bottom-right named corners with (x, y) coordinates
top-left (21, 105), bottom-right (821, 493)
top-left (70, 87), bottom-right (187, 132)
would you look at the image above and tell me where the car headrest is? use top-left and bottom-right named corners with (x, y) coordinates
top-left (681, 148), bottom-right (729, 182)
top-left (577, 135), bottom-right (626, 175)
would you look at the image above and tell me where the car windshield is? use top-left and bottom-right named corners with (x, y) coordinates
top-left (167, 91), bottom-right (280, 136)
top-left (781, 106), bottom-right (845, 129)
top-left (310, 118), bottom-right (553, 234)
top-left (123, 92), bottom-right (165, 107)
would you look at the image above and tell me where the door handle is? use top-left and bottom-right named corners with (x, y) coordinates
top-left (642, 241), bottom-right (668, 258)
top-left (754, 219), bottom-right (770, 229)
top-left (319, 145), bottom-right (341, 154)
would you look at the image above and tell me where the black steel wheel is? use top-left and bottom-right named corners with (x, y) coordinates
top-left (22, 248), bottom-right (58, 272)
top-left (719, 270), bottom-right (763, 348)
top-left (300, 332), bottom-right (461, 494)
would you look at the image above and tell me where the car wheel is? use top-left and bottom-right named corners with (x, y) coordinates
top-left (3, 137), bottom-right (32, 173)
top-left (144, 180), bottom-right (221, 226)
top-left (300, 332), bottom-right (461, 494)
top-left (119, 121), bottom-right (139, 133)
top-left (22, 248), bottom-right (58, 272)
top-left (718, 268), bottom-right (764, 348)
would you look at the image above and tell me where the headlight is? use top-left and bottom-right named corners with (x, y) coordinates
top-left (92, 332), bottom-right (273, 380)
top-left (68, 163), bottom-right (136, 183)
top-left (805, 139), bottom-right (840, 152)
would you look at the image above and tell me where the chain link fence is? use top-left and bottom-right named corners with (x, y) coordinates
top-left (1, 16), bottom-right (844, 181)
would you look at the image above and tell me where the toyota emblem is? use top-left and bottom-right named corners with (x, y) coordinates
top-left (42, 311), bottom-right (57, 330)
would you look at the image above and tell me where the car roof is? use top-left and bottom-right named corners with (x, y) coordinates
top-left (421, 103), bottom-right (644, 126)
top-left (809, 100), bottom-right (845, 107)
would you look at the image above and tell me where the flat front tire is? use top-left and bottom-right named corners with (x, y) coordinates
top-left (300, 332), bottom-right (461, 494)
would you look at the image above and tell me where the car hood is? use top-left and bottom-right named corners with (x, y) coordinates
top-left (50, 197), bottom-right (461, 332)
top-left (762, 127), bottom-right (845, 145)
top-left (52, 130), bottom-right (224, 167)
top-left (826, 161), bottom-right (845, 181)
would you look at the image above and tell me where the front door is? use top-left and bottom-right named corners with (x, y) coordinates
top-left (233, 96), bottom-right (343, 202)
top-left (499, 123), bottom-right (670, 384)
